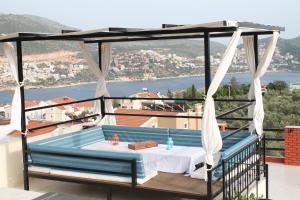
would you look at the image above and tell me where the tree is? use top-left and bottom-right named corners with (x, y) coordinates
top-left (112, 100), bottom-right (120, 108)
top-left (230, 77), bottom-right (240, 89)
top-left (167, 89), bottom-right (173, 98)
top-left (191, 84), bottom-right (197, 99)
top-left (267, 80), bottom-right (288, 94)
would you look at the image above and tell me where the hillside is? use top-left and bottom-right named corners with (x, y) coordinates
top-left (0, 14), bottom-right (299, 91)
top-left (0, 14), bottom-right (80, 54)
top-left (1, 14), bottom-right (299, 61)
top-left (278, 36), bottom-right (300, 60)
top-left (0, 14), bottom-right (226, 56)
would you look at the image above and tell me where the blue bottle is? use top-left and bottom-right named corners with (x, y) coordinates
top-left (167, 137), bottom-right (174, 150)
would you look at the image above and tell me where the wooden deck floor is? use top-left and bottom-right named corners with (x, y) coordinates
top-left (138, 172), bottom-right (222, 197)
top-left (29, 171), bottom-right (222, 198)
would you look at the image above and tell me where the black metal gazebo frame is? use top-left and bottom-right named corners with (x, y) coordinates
top-left (0, 20), bottom-right (284, 199)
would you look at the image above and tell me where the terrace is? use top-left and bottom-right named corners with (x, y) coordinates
top-left (0, 20), bottom-right (293, 200)
top-left (0, 162), bottom-right (298, 200)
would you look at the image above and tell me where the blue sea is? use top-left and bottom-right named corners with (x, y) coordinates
top-left (0, 72), bottom-right (299, 104)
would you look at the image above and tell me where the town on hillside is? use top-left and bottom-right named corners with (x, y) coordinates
top-left (0, 89), bottom-right (217, 138)
top-left (0, 42), bottom-right (299, 91)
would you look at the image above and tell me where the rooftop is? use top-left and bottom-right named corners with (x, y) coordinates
top-left (134, 91), bottom-right (161, 99)
top-left (115, 108), bottom-right (177, 126)
top-left (9, 120), bottom-right (57, 138)
top-left (25, 100), bottom-right (41, 108)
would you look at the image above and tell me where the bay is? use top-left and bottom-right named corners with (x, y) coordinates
top-left (0, 72), bottom-right (299, 104)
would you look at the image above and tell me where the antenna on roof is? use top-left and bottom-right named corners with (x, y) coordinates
top-left (162, 24), bottom-right (184, 28)
top-left (61, 30), bottom-right (78, 34)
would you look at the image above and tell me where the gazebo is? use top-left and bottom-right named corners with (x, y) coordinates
top-left (0, 21), bottom-right (284, 200)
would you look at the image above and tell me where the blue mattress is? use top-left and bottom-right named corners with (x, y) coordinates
top-left (28, 125), bottom-right (257, 179)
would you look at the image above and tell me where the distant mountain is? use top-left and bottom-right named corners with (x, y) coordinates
top-left (0, 14), bottom-right (76, 33)
top-left (113, 39), bottom-right (226, 58)
top-left (278, 37), bottom-right (300, 60)
top-left (0, 14), bottom-right (226, 57)
top-left (0, 14), bottom-right (80, 54)
top-left (0, 14), bottom-right (300, 65)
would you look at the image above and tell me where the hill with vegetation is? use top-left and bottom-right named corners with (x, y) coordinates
top-left (170, 79), bottom-right (300, 157)
top-left (0, 14), bottom-right (80, 54)
top-left (1, 14), bottom-right (300, 64)
top-left (0, 14), bottom-right (226, 57)
top-left (278, 36), bottom-right (300, 61)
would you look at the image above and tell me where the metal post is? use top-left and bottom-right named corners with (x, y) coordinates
top-left (265, 164), bottom-right (269, 199)
top-left (207, 169), bottom-right (213, 200)
top-left (131, 159), bottom-right (137, 187)
top-left (222, 161), bottom-right (226, 200)
top-left (204, 32), bottom-right (213, 197)
top-left (263, 135), bottom-right (266, 177)
top-left (98, 42), bottom-right (102, 71)
top-left (204, 32), bottom-right (211, 94)
top-left (16, 41), bottom-right (29, 190)
top-left (107, 188), bottom-right (112, 200)
top-left (98, 42), bottom-right (106, 119)
top-left (254, 34), bottom-right (259, 69)
top-left (253, 34), bottom-right (262, 180)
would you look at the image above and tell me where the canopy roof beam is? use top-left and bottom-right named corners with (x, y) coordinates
top-left (0, 20), bottom-right (284, 43)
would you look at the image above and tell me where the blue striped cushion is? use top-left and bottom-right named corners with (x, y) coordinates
top-left (214, 134), bottom-right (258, 177)
top-left (30, 126), bottom-right (105, 148)
top-left (29, 143), bottom-right (146, 179)
top-left (28, 126), bottom-right (146, 179)
top-left (169, 128), bottom-right (202, 147)
top-left (102, 125), bottom-right (169, 144)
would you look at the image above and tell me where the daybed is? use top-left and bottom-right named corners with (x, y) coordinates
top-left (28, 125), bottom-right (257, 186)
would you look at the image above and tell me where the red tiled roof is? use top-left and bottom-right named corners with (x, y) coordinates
top-left (25, 100), bottom-right (41, 108)
top-left (115, 108), bottom-right (177, 127)
top-left (49, 97), bottom-right (75, 110)
top-left (50, 97), bottom-right (76, 104)
top-left (49, 97), bottom-right (94, 110)
top-left (9, 120), bottom-right (57, 138)
top-left (136, 92), bottom-right (160, 98)
top-left (74, 101), bottom-right (95, 108)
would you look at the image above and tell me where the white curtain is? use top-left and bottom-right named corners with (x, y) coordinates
top-left (243, 32), bottom-right (279, 137)
top-left (80, 42), bottom-right (116, 125)
top-left (3, 42), bottom-right (27, 133)
top-left (201, 30), bottom-right (242, 168)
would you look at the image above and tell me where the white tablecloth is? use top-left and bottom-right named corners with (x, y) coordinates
top-left (82, 141), bottom-right (205, 174)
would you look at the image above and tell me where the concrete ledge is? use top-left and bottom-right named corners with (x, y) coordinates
top-left (265, 156), bottom-right (284, 163)
top-left (0, 187), bottom-right (42, 200)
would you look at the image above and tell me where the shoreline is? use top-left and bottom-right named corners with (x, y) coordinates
top-left (0, 70), bottom-right (298, 92)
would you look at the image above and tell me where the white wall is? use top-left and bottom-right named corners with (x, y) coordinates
top-left (0, 124), bottom-right (83, 188)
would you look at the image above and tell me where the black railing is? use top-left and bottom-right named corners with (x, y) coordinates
top-left (25, 96), bottom-right (104, 112)
top-left (25, 96), bottom-right (104, 132)
top-left (104, 96), bottom-right (255, 102)
top-left (264, 129), bottom-right (285, 156)
top-left (227, 127), bottom-right (285, 156)
top-left (23, 95), bottom-right (278, 199)
top-left (220, 139), bottom-right (269, 200)
top-left (25, 96), bottom-right (255, 131)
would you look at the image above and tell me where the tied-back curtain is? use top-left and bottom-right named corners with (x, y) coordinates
top-left (80, 42), bottom-right (116, 125)
top-left (243, 32), bottom-right (279, 136)
top-left (3, 41), bottom-right (26, 132)
top-left (201, 30), bottom-right (242, 167)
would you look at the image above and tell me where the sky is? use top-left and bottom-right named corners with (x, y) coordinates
top-left (0, 0), bottom-right (299, 39)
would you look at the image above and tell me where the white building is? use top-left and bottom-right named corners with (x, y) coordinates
top-left (25, 100), bottom-right (48, 120)
top-left (289, 83), bottom-right (300, 91)
top-left (120, 89), bottom-right (163, 110)
top-left (45, 97), bottom-right (94, 122)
